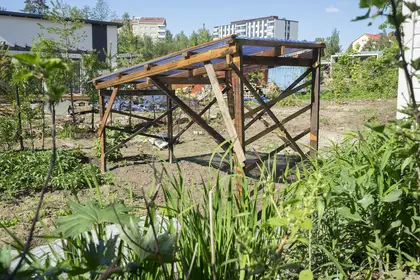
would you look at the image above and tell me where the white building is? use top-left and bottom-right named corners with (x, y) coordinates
top-left (351, 33), bottom-right (381, 52)
top-left (0, 10), bottom-right (121, 61)
top-left (0, 10), bottom-right (121, 94)
top-left (131, 17), bottom-right (166, 40)
top-left (212, 16), bottom-right (298, 40)
top-left (397, 0), bottom-right (420, 118)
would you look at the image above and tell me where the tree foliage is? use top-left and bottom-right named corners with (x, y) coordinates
top-left (316, 28), bottom-right (342, 60)
top-left (22, 0), bottom-right (49, 14)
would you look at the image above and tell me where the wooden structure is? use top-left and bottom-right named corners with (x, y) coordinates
top-left (92, 35), bottom-right (324, 173)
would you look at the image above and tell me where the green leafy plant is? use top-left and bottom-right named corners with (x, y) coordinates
top-left (94, 121), bottom-right (126, 161)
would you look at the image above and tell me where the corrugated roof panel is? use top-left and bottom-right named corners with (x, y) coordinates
top-left (94, 36), bottom-right (321, 83)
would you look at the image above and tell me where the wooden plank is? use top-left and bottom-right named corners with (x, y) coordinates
top-left (243, 68), bottom-right (312, 119)
top-left (96, 87), bottom-right (119, 137)
top-left (173, 97), bottom-right (217, 142)
top-left (205, 63), bottom-right (246, 165)
top-left (105, 126), bottom-right (163, 140)
top-left (236, 38), bottom-right (326, 49)
top-left (243, 56), bottom-right (312, 67)
top-left (245, 104), bottom-right (311, 146)
top-left (101, 89), bottom-right (165, 96)
top-left (231, 63), bottom-right (306, 158)
top-left (98, 90), bottom-right (106, 172)
top-left (232, 52), bottom-right (245, 150)
top-left (244, 81), bottom-right (311, 130)
top-left (105, 105), bottom-right (178, 157)
top-left (167, 97), bottom-right (174, 163)
top-left (110, 109), bottom-right (163, 123)
top-left (150, 77), bottom-right (229, 150)
top-left (310, 49), bottom-right (321, 158)
top-left (96, 45), bottom-right (237, 89)
top-left (225, 71), bottom-right (235, 118)
top-left (244, 128), bottom-right (310, 173)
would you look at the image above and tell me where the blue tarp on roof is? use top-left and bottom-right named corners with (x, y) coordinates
top-left (94, 36), bottom-right (319, 84)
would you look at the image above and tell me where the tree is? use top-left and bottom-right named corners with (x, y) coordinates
top-left (84, 0), bottom-right (117, 21)
top-left (22, 0), bottom-right (49, 14)
top-left (325, 29), bottom-right (342, 59)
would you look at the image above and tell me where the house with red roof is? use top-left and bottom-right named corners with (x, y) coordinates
top-left (351, 33), bottom-right (382, 52)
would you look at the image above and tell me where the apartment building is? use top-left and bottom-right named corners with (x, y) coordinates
top-left (213, 16), bottom-right (298, 40)
top-left (131, 17), bottom-right (166, 40)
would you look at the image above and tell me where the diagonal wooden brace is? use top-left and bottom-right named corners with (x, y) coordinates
top-left (150, 77), bottom-right (230, 151)
top-left (205, 63), bottom-right (246, 165)
top-left (231, 63), bottom-right (306, 159)
top-left (96, 87), bottom-right (119, 137)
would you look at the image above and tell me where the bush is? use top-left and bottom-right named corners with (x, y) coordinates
top-left (94, 122), bottom-right (126, 161)
top-left (0, 115), bottom-right (17, 151)
top-left (0, 149), bottom-right (101, 198)
top-left (329, 44), bottom-right (399, 99)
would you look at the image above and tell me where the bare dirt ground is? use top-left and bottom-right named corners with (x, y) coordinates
top-left (0, 98), bottom-right (397, 245)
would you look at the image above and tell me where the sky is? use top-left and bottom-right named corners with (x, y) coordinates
top-left (0, 0), bottom-right (387, 49)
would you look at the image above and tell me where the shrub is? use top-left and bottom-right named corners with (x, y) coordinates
top-left (0, 149), bottom-right (101, 198)
top-left (0, 115), bottom-right (17, 151)
top-left (94, 122), bottom-right (126, 161)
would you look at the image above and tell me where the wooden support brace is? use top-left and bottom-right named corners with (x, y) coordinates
top-left (243, 68), bottom-right (312, 120)
top-left (173, 97), bottom-right (217, 142)
top-left (105, 105), bottom-right (179, 157)
top-left (205, 63), bottom-right (246, 165)
top-left (106, 126), bottom-right (163, 140)
top-left (98, 90), bottom-right (106, 172)
top-left (244, 128), bottom-right (310, 173)
top-left (96, 87), bottom-right (119, 137)
top-left (149, 77), bottom-right (229, 150)
top-left (245, 104), bottom-right (312, 146)
top-left (167, 97), bottom-right (174, 163)
top-left (110, 109), bottom-right (163, 123)
top-left (231, 63), bottom-right (306, 159)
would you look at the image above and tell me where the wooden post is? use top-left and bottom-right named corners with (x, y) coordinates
top-left (205, 63), bottom-right (246, 165)
top-left (232, 47), bottom-right (245, 151)
top-left (15, 86), bottom-right (24, 151)
top-left (225, 71), bottom-right (235, 119)
top-left (310, 49), bottom-right (321, 158)
top-left (167, 96), bottom-right (174, 163)
top-left (99, 90), bottom-right (107, 172)
top-left (96, 87), bottom-right (119, 137)
top-left (129, 96), bottom-right (132, 127)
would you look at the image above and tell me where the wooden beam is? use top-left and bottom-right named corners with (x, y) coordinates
top-left (243, 68), bottom-right (312, 119)
top-left (167, 97), bottom-right (174, 163)
top-left (96, 87), bottom-right (119, 137)
top-left (172, 97), bottom-right (217, 142)
top-left (245, 104), bottom-right (311, 146)
top-left (98, 90), bottom-right (106, 172)
top-left (150, 77), bottom-right (229, 150)
top-left (205, 63), bottom-right (246, 165)
top-left (110, 109), bottom-right (163, 123)
top-left (244, 128), bottom-right (310, 173)
top-left (236, 38), bottom-right (326, 49)
top-left (232, 52), bottom-right (245, 150)
top-left (310, 49), bottom-right (321, 158)
top-left (244, 80), bottom-right (311, 130)
top-left (96, 45), bottom-right (237, 89)
top-left (105, 105), bottom-right (179, 157)
top-left (101, 89), bottom-right (164, 96)
top-left (105, 126), bottom-right (163, 140)
top-left (225, 71), bottom-right (235, 119)
top-left (231, 63), bottom-right (306, 158)
top-left (243, 56), bottom-right (312, 67)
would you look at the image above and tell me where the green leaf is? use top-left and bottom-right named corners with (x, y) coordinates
top-left (405, 2), bottom-right (420, 12)
top-left (382, 189), bottom-right (402, 203)
top-left (55, 201), bottom-right (133, 238)
top-left (264, 217), bottom-right (289, 227)
top-left (391, 220), bottom-right (402, 228)
top-left (357, 194), bottom-right (374, 210)
top-left (412, 57), bottom-right (420, 71)
top-left (364, 123), bottom-right (385, 134)
top-left (337, 207), bottom-right (362, 221)
top-left (12, 52), bottom-right (40, 65)
top-left (401, 157), bottom-right (412, 173)
top-left (299, 269), bottom-right (313, 280)
top-left (388, 269), bottom-right (406, 280)
top-left (301, 218), bottom-right (313, 230)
